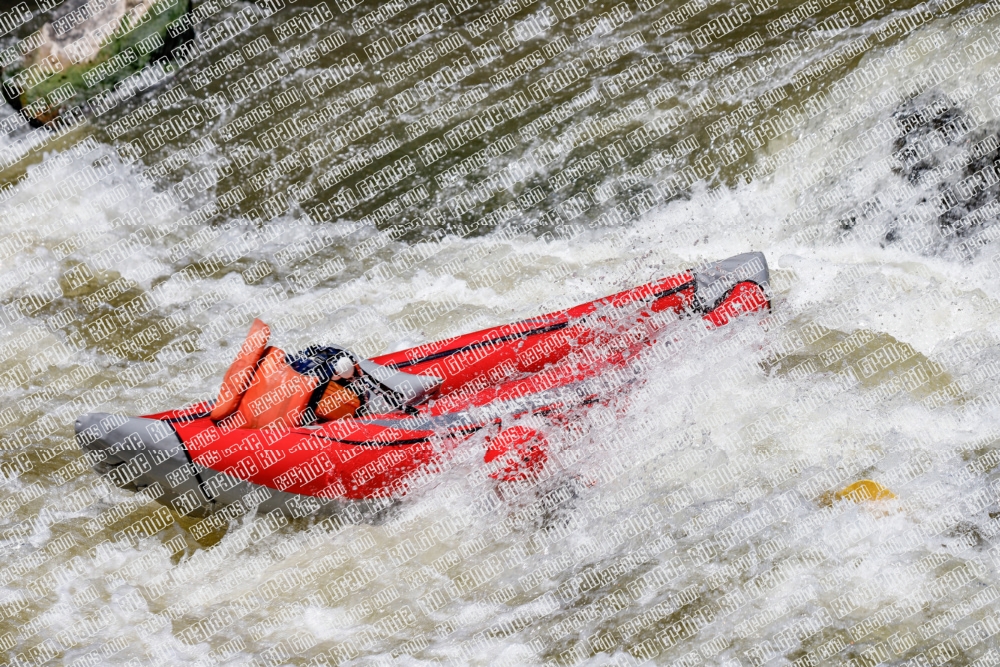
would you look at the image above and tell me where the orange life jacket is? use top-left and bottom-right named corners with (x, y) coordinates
top-left (210, 319), bottom-right (270, 421)
top-left (234, 348), bottom-right (319, 429)
top-left (212, 320), bottom-right (367, 427)
top-left (315, 381), bottom-right (362, 421)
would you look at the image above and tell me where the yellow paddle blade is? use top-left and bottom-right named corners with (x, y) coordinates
top-left (835, 479), bottom-right (895, 503)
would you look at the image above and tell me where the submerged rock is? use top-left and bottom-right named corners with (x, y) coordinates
top-left (890, 90), bottom-right (1000, 247)
top-left (1, 0), bottom-right (190, 125)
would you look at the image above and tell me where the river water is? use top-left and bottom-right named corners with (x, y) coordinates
top-left (3, 0), bottom-right (1000, 664)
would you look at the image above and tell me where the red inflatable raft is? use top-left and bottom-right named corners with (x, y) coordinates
top-left (75, 252), bottom-right (770, 519)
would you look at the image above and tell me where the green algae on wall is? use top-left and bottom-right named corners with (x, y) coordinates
top-left (1, 0), bottom-right (190, 125)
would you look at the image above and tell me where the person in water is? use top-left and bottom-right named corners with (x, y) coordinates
top-left (209, 320), bottom-right (440, 429)
top-left (287, 345), bottom-right (365, 422)
top-left (288, 345), bottom-right (423, 423)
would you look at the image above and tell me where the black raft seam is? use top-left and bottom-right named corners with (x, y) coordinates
top-left (392, 321), bottom-right (570, 369)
